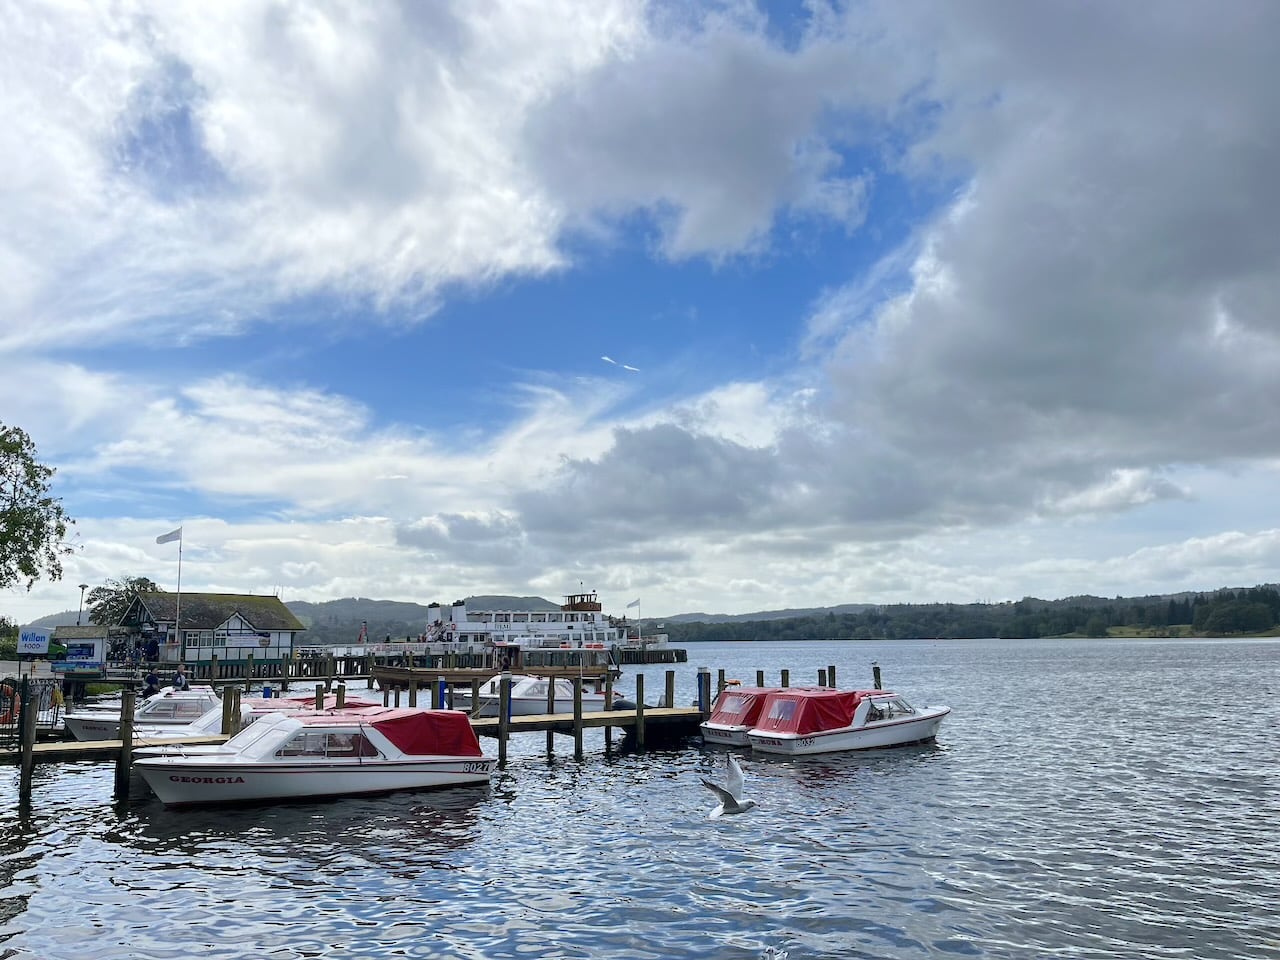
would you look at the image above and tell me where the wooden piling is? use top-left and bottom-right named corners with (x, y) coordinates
top-left (828, 664), bottom-right (837, 688)
top-left (408, 680), bottom-right (418, 708)
top-left (315, 683), bottom-right (324, 710)
top-left (221, 689), bottom-right (235, 734)
top-left (756, 669), bottom-right (765, 686)
top-left (818, 668), bottom-right (828, 686)
top-left (228, 688), bottom-right (243, 734)
top-left (665, 670), bottom-right (676, 711)
top-left (696, 666), bottom-right (711, 716)
top-left (872, 662), bottom-right (882, 689)
top-left (245, 653), bottom-right (254, 692)
top-left (634, 674), bottom-right (646, 748)
top-left (546, 678), bottom-right (556, 753)
top-left (334, 684), bottom-right (346, 708)
top-left (604, 676), bottom-right (613, 749)
top-left (18, 679), bottom-right (38, 802)
top-left (573, 678), bottom-right (584, 761)
top-left (780, 669), bottom-right (790, 688)
top-left (210, 654), bottom-right (219, 682)
top-left (497, 672), bottom-right (511, 764)
top-left (717, 668), bottom-right (726, 695)
top-left (114, 689), bottom-right (136, 799)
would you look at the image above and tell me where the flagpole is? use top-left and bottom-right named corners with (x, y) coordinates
top-left (176, 533), bottom-right (184, 664)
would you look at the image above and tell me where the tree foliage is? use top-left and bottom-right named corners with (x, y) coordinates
top-left (0, 423), bottom-right (74, 590)
top-left (88, 576), bottom-right (161, 626)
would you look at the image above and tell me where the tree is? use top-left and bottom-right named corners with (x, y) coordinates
top-left (88, 576), bottom-right (161, 626)
top-left (0, 423), bottom-right (74, 589)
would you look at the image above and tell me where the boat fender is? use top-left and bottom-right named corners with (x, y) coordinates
top-left (0, 681), bottom-right (21, 724)
top-left (726, 679), bottom-right (742, 686)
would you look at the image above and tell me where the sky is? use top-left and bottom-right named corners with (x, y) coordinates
top-left (5, 0), bottom-right (1280, 626)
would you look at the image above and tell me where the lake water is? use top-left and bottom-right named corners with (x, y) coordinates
top-left (2, 637), bottom-right (1277, 960)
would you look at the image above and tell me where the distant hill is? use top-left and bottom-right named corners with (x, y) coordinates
top-left (663, 603), bottom-right (875, 624)
top-left (25, 609), bottom-right (82, 629)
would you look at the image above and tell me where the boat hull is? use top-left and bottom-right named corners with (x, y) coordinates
top-left (452, 695), bottom-right (607, 717)
top-left (134, 756), bottom-right (496, 806)
top-left (64, 715), bottom-right (203, 741)
top-left (747, 707), bottom-right (950, 756)
top-left (698, 722), bottom-right (751, 747)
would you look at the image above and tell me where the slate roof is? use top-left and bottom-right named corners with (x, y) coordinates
top-left (133, 592), bottom-right (306, 632)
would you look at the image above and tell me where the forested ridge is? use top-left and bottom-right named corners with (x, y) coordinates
top-left (658, 585), bottom-right (1280, 642)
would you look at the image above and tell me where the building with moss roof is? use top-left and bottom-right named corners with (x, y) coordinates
top-left (118, 591), bottom-right (306, 665)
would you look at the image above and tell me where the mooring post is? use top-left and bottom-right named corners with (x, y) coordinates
top-left (18, 678), bottom-right (38, 802)
top-left (498, 672), bottom-right (511, 764)
top-left (717, 668), bottom-right (726, 695)
top-left (315, 683), bottom-right (325, 710)
top-left (780, 669), bottom-right (790, 688)
top-left (604, 675), bottom-right (614, 749)
top-left (437, 677), bottom-right (448, 710)
top-left (546, 678), bottom-right (556, 753)
top-left (872, 662), bottom-right (882, 690)
top-left (408, 680), bottom-right (419, 708)
top-left (228, 688), bottom-right (243, 735)
top-left (210, 653), bottom-right (219, 683)
top-left (573, 678), bottom-right (584, 761)
top-left (334, 683), bottom-right (346, 708)
top-left (828, 664), bottom-right (837, 688)
top-left (221, 688), bottom-right (234, 734)
top-left (634, 673), bottom-right (646, 748)
top-left (696, 667), bottom-right (711, 717)
top-left (665, 670), bottom-right (675, 711)
top-left (382, 684), bottom-right (390, 706)
top-left (756, 669), bottom-right (765, 687)
top-left (114, 689), bottom-right (136, 799)
top-left (326, 655), bottom-right (336, 692)
top-left (818, 668), bottom-right (828, 686)
top-left (470, 678), bottom-right (481, 717)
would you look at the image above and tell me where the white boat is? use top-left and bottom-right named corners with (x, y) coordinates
top-left (133, 706), bottom-right (496, 806)
top-left (63, 686), bottom-right (221, 740)
top-left (451, 674), bottom-right (611, 716)
top-left (745, 688), bottom-right (950, 756)
top-left (699, 685), bottom-right (783, 746)
top-left (131, 702), bottom-right (254, 741)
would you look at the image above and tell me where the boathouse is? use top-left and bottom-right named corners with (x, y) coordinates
top-left (116, 592), bottom-right (306, 667)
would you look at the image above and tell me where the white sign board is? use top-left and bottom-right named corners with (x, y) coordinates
top-left (18, 628), bottom-right (51, 655)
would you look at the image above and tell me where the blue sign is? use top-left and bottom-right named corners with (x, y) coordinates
top-left (18, 629), bottom-right (50, 655)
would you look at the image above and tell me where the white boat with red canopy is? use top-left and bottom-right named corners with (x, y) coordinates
top-left (133, 706), bottom-right (495, 806)
top-left (699, 685), bottom-right (783, 746)
top-left (746, 688), bottom-right (950, 756)
top-left (63, 686), bottom-right (221, 740)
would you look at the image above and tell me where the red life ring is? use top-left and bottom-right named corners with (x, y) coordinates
top-left (0, 681), bottom-right (21, 724)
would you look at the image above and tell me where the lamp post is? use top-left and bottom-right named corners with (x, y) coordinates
top-left (77, 583), bottom-right (89, 625)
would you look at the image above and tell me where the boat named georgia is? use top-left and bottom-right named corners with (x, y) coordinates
top-left (133, 705), bottom-right (495, 805)
top-left (745, 688), bottom-right (950, 756)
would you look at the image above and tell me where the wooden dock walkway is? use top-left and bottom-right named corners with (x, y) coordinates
top-left (0, 707), bottom-right (704, 767)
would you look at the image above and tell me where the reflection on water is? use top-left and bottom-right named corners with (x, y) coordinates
top-left (1, 638), bottom-right (1279, 959)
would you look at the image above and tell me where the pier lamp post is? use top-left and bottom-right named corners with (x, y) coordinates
top-left (77, 583), bottom-right (89, 625)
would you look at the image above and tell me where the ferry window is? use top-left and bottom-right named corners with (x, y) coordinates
top-left (766, 700), bottom-right (797, 721)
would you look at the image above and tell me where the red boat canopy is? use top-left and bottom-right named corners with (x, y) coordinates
top-left (753, 689), bottom-right (888, 735)
top-left (706, 687), bottom-right (772, 727)
top-left (335, 707), bottom-right (485, 757)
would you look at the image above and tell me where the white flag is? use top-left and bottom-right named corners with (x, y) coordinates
top-left (156, 527), bottom-right (183, 545)
top-left (626, 598), bottom-right (640, 608)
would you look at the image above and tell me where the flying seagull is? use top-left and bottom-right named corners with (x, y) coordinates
top-left (701, 755), bottom-right (757, 818)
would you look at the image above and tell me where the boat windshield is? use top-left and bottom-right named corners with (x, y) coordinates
top-left (765, 699), bottom-right (797, 722)
top-left (138, 697), bottom-right (216, 721)
top-left (276, 730), bottom-right (382, 759)
top-left (716, 694), bottom-right (754, 716)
